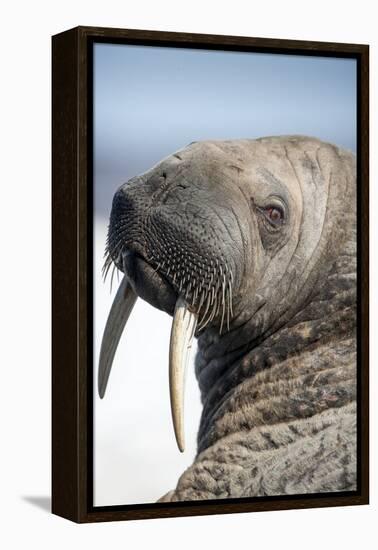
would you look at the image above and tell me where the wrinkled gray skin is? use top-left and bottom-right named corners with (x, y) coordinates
top-left (106, 136), bottom-right (356, 500)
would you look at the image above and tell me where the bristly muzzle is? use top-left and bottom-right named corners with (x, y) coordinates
top-left (103, 190), bottom-right (234, 333)
top-left (103, 222), bottom-right (234, 334)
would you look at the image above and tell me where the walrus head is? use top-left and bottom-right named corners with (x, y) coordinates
top-left (98, 136), bottom-right (356, 452)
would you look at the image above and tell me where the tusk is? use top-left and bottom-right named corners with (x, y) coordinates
top-left (98, 275), bottom-right (138, 398)
top-left (169, 297), bottom-right (198, 452)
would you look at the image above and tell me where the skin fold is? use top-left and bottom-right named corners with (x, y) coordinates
top-left (105, 135), bottom-right (356, 500)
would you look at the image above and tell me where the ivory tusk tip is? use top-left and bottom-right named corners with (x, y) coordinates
top-left (175, 432), bottom-right (185, 452)
top-left (98, 374), bottom-right (107, 398)
top-left (172, 421), bottom-right (186, 452)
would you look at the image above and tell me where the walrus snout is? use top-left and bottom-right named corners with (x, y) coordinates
top-left (106, 160), bottom-right (245, 332)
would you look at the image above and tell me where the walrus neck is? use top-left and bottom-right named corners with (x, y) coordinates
top-left (195, 245), bottom-right (356, 453)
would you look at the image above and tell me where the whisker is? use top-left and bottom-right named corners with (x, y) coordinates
top-left (102, 257), bottom-right (113, 283)
top-left (198, 292), bottom-right (213, 331)
top-left (110, 263), bottom-right (117, 293)
top-left (228, 279), bottom-right (233, 317)
top-left (219, 274), bottom-right (226, 334)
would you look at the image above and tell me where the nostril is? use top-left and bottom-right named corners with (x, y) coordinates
top-left (162, 171), bottom-right (167, 179)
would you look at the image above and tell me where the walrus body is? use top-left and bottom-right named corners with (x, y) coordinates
top-left (101, 136), bottom-right (356, 500)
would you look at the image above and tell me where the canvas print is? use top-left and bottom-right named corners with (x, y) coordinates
top-left (93, 44), bottom-right (357, 506)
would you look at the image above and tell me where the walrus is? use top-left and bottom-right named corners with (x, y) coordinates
top-left (98, 135), bottom-right (357, 500)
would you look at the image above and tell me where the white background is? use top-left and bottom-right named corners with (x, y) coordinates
top-left (0, 0), bottom-right (376, 548)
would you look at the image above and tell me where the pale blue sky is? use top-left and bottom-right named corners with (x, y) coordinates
top-left (94, 43), bottom-right (356, 219)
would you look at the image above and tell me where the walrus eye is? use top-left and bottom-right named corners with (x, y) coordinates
top-left (264, 206), bottom-right (284, 225)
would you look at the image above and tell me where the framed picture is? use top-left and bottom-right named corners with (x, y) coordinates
top-left (52, 26), bottom-right (369, 523)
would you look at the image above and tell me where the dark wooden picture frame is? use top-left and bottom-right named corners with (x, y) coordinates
top-left (52, 26), bottom-right (369, 523)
